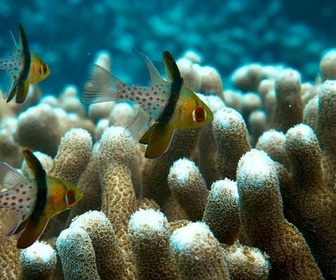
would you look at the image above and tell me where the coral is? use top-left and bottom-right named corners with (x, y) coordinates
top-left (231, 64), bottom-right (265, 92)
top-left (141, 127), bottom-right (201, 210)
top-left (167, 158), bottom-right (208, 221)
top-left (70, 210), bottom-right (128, 279)
top-left (319, 49), bottom-right (336, 80)
top-left (98, 126), bottom-right (137, 278)
top-left (15, 104), bottom-right (67, 156)
top-left (271, 69), bottom-right (303, 132)
top-left (56, 227), bottom-right (100, 280)
top-left (20, 241), bottom-right (57, 279)
top-left (128, 209), bottom-right (178, 280)
top-left (223, 242), bottom-right (269, 280)
top-left (0, 236), bottom-right (20, 279)
top-left (70, 143), bottom-right (101, 218)
top-left (176, 51), bottom-right (224, 98)
top-left (50, 128), bottom-right (92, 184)
top-left (285, 124), bottom-right (336, 279)
top-left (202, 179), bottom-right (240, 245)
top-left (315, 80), bottom-right (336, 191)
top-left (237, 149), bottom-right (323, 279)
top-left (212, 107), bottom-right (251, 180)
top-left (2, 40), bottom-right (336, 279)
top-left (170, 222), bottom-right (230, 280)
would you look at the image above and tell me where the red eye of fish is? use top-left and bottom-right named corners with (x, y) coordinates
top-left (66, 190), bottom-right (76, 206)
top-left (40, 63), bottom-right (48, 75)
top-left (192, 107), bottom-right (207, 123)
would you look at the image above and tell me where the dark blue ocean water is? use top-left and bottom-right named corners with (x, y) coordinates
top-left (0, 0), bottom-right (335, 95)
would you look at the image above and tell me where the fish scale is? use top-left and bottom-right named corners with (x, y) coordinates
top-left (0, 180), bottom-right (37, 219)
top-left (122, 84), bottom-right (170, 119)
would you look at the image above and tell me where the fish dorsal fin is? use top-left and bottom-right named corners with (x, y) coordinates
top-left (17, 214), bottom-right (49, 249)
top-left (124, 106), bottom-right (152, 140)
top-left (140, 123), bottom-right (175, 158)
top-left (0, 162), bottom-right (26, 189)
top-left (81, 63), bottom-right (124, 104)
top-left (17, 24), bottom-right (31, 84)
top-left (0, 209), bottom-right (23, 244)
top-left (133, 49), bottom-right (165, 85)
top-left (163, 51), bottom-right (183, 87)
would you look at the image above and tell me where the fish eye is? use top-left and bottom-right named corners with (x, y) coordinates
top-left (40, 63), bottom-right (48, 75)
top-left (192, 107), bottom-right (207, 123)
top-left (65, 189), bottom-right (76, 206)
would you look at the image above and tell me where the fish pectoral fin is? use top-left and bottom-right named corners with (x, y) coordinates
top-left (124, 106), bottom-right (152, 141)
top-left (141, 123), bottom-right (175, 158)
top-left (17, 215), bottom-right (49, 249)
top-left (0, 209), bottom-right (23, 244)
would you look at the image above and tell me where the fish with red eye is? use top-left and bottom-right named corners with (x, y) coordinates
top-left (81, 50), bottom-right (213, 158)
top-left (0, 150), bottom-right (82, 248)
top-left (0, 24), bottom-right (51, 103)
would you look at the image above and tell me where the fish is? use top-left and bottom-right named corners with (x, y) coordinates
top-left (0, 24), bottom-right (50, 103)
top-left (0, 150), bottom-right (82, 248)
top-left (81, 50), bottom-right (214, 158)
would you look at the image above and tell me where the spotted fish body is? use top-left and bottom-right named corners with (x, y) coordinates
top-left (82, 50), bottom-right (213, 158)
top-left (0, 180), bottom-right (37, 222)
top-left (0, 24), bottom-right (50, 103)
top-left (0, 150), bottom-right (82, 248)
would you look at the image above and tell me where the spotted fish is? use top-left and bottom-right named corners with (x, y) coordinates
top-left (0, 24), bottom-right (50, 103)
top-left (81, 50), bottom-right (213, 158)
top-left (0, 150), bottom-right (82, 248)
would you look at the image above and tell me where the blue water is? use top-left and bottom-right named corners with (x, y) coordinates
top-left (0, 0), bottom-right (335, 95)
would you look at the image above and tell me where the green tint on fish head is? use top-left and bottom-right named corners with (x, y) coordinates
top-left (45, 177), bottom-right (83, 216)
top-left (172, 86), bottom-right (213, 129)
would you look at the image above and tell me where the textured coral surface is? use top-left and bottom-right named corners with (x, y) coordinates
top-left (1, 33), bottom-right (336, 279)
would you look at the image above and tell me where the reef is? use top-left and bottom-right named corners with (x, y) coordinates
top-left (1, 47), bottom-right (336, 279)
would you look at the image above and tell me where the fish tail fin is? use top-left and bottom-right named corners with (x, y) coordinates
top-left (81, 64), bottom-right (125, 104)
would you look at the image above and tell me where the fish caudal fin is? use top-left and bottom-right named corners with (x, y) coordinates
top-left (140, 123), bottom-right (174, 158)
top-left (17, 215), bottom-right (49, 249)
top-left (0, 209), bottom-right (23, 244)
top-left (81, 64), bottom-right (125, 104)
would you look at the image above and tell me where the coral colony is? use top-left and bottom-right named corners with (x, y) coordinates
top-left (1, 46), bottom-right (336, 279)
top-left (1, 6), bottom-right (336, 280)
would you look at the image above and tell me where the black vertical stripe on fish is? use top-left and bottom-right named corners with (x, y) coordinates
top-left (18, 24), bottom-right (31, 81)
top-left (22, 150), bottom-right (47, 220)
top-left (157, 51), bottom-right (183, 124)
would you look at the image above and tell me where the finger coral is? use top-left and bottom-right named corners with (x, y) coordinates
top-left (70, 210), bottom-right (128, 279)
top-left (285, 124), bottom-right (336, 279)
top-left (170, 222), bottom-right (230, 280)
top-left (128, 209), bottom-right (178, 280)
top-left (20, 241), bottom-right (57, 280)
top-left (168, 158), bottom-right (208, 221)
top-left (237, 149), bottom-right (323, 279)
top-left (98, 126), bottom-right (137, 278)
top-left (202, 179), bottom-right (240, 245)
top-left (1, 44), bottom-right (336, 280)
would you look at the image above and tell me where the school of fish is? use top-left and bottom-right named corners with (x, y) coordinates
top-left (0, 24), bottom-right (214, 248)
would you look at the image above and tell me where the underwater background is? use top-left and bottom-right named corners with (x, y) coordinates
top-left (1, 0), bottom-right (335, 95)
